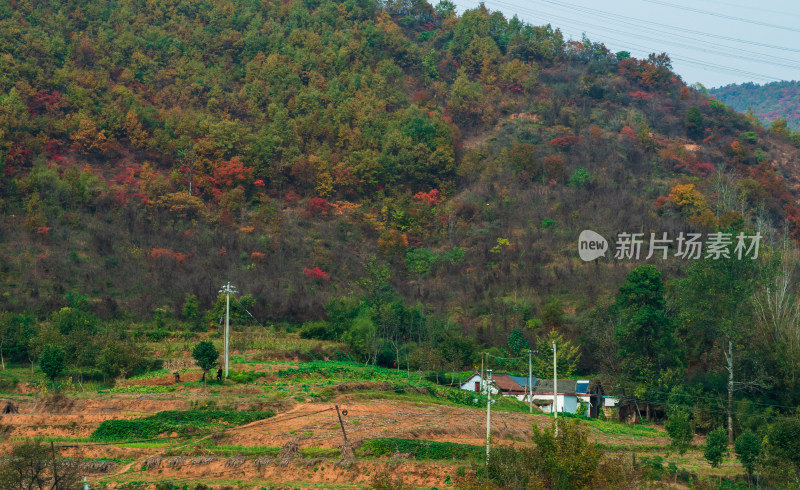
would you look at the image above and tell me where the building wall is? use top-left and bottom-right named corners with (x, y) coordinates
top-left (459, 375), bottom-right (499, 395)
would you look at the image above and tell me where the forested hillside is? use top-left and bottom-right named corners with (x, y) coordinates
top-left (710, 80), bottom-right (800, 132)
top-left (4, 0), bottom-right (800, 458)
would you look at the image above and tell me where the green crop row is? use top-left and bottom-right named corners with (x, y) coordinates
top-left (90, 410), bottom-right (275, 441)
top-left (275, 361), bottom-right (414, 383)
top-left (105, 384), bottom-right (176, 394)
top-left (360, 438), bottom-right (483, 461)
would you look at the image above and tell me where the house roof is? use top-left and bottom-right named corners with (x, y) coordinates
top-left (532, 379), bottom-right (578, 394)
top-left (490, 374), bottom-right (525, 392)
top-left (509, 375), bottom-right (537, 389)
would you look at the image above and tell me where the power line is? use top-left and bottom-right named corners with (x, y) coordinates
top-left (646, 389), bottom-right (800, 411)
top-left (479, 0), bottom-right (798, 83)
top-left (525, 0), bottom-right (800, 69)
top-left (689, 0), bottom-right (800, 18)
top-left (529, 0), bottom-right (800, 54)
top-left (640, 0), bottom-right (800, 33)
top-left (484, 0), bottom-right (793, 82)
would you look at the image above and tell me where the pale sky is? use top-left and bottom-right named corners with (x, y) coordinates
top-left (451, 0), bottom-right (800, 88)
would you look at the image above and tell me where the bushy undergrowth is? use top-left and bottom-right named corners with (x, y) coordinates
top-left (361, 438), bottom-right (483, 461)
top-left (90, 410), bottom-right (274, 441)
top-left (469, 419), bottom-right (643, 489)
top-left (228, 370), bottom-right (266, 384)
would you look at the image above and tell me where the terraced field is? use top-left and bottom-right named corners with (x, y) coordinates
top-left (0, 354), bottom-right (743, 488)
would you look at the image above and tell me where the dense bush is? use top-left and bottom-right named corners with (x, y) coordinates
top-left (481, 419), bottom-right (634, 489)
top-left (704, 427), bottom-right (729, 468)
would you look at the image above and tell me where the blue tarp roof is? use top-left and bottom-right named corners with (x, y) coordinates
top-left (576, 380), bottom-right (590, 394)
top-left (509, 375), bottom-right (536, 388)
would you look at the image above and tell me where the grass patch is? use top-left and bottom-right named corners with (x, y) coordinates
top-left (597, 443), bottom-right (667, 452)
top-left (584, 419), bottom-right (661, 437)
top-left (360, 438), bottom-right (483, 461)
top-left (90, 410), bottom-right (275, 441)
top-left (105, 385), bottom-right (176, 394)
top-left (274, 361), bottom-right (536, 412)
top-left (228, 370), bottom-right (266, 384)
top-left (125, 369), bottom-right (170, 381)
top-left (200, 445), bottom-right (339, 458)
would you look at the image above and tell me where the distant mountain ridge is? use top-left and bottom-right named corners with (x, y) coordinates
top-left (709, 80), bottom-right (800, 131)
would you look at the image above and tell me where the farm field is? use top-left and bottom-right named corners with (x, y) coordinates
top-left (0, 335), bottom-right (745, 489)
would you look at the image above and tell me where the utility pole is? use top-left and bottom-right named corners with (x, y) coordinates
top-left (335, 405), bottom-right (348, 443)
top-left (480, 353), bottom-right (485, 394)
top-left (485, 369), bottom-right (492, 465)
top-left (219, 282), bottom-right (238, 378)
top-left (526, 349), bottom-right (533, 413)
top-left (553, 341), bottom-right (558, 436)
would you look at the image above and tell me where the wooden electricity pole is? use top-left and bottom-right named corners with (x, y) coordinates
top-left (335, 405), bottom-right (348, 443)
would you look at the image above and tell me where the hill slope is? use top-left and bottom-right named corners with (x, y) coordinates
top-left (2, 0), bottom-right (800, 403)
top-left (709, 80), bottom-right (800, 131)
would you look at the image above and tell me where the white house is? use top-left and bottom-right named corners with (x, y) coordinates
top-left (459, 372), bottom-right (526, 397)
top-left (459, 374), bottom-right (610, 418)
top-left (460, 372), bottom-right (498, 395)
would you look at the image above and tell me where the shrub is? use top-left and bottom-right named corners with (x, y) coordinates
top-left (303, 267), bottom-right (330, 280)
top-left (298, 321), bottom-right (334, 340)
top-left (734, 431), bottom-right (761, 479)
top-left (568, 167), bottom-right (591, 187)
top-left (228, 370), bottom-right (265, 384)
top-left (97, 341), bottom-right (144, 380)
top-left (483, 419), bottom-right (606, 489)
top-left (739, 131), bottom-right (758, 144)
top-left (703, 427), bottom-right (729, 468)
top-left (541, 218), bottom-right (557, 229)
top-left (192, 341), bottom-right (219, 384)
top-left (665, 409), bottom-right (693, 454)
top-left (40, 344), bottom-right (66, 382)
top-left (767, 418), bottom-right (800, 475)
top-left (0, 439), bottom-right (79, 489)
top-left (542, 155), bottom-right (565, 180)
top-left (305, 197), bottom-right (330, 215)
